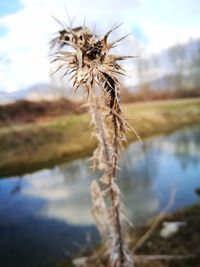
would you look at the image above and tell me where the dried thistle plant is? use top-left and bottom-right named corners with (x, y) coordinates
top-left (50, 22), bottom-right (135, 267)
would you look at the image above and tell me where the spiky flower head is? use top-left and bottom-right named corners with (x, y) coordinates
top-left (51, 24), bottom-right (132, 110)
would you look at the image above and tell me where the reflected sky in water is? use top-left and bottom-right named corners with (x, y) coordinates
top-left (0, 125), bottom-right (200, 267)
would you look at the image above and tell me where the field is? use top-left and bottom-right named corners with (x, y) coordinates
top-left (0, 97), bottom-right (200, 177)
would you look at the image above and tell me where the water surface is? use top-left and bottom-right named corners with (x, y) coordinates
top-left (0, 125), bottom-right (200, 267)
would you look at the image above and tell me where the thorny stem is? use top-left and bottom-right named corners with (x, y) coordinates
top-left (94, 105), bottom-right (110, 164)
top-left (91, 95), bottom-right (125, 266)
top-left (87, 84), bottom-right (111, 166)
top-left (111, 114), bottom-right (125, 266)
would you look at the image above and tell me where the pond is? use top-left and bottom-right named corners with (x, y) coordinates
top-left (0, 125), bottom-right (200, 267)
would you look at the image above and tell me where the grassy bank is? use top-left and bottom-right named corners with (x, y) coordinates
top-left (0, 97), bottom-right (200, 177)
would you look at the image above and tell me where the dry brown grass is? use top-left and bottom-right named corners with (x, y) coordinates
top-left (0, 98), bottom-right (86, 126)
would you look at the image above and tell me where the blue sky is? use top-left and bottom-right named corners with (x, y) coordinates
top-left (0, 0), bottom-right (22, 37)
top-left (0, 0), bottom-right (200, 92)
top-left (0, 0), bottom-right (22, 17)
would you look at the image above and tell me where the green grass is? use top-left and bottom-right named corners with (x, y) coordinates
top-left (1, 97), bottom-right (200, 177)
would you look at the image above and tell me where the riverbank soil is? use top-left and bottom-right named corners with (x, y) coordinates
top-left (131, 204), bottom-right (200, 267)
top-left (57, 204), bottom-right (200, 267)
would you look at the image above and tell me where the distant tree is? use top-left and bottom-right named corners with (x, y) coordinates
top-left (167, 42), bottom-right (187, 90)
top-left (189, 40), bottom-right (200, 88)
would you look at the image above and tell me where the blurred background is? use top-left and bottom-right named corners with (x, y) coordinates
top-left (0, 1), bottom-right (200, 267)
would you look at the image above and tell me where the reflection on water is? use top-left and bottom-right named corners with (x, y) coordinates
top-left (120, 125), bottom-right (200, 224)
top-left (23, 161), bottom-right (96, 225)
top-left (0, 125), bottom-right (200, 267)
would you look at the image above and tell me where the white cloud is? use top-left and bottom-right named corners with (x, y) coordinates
top-left (0, 0), bottom-right (140, 92)
top-left (143, 24), bottom-right (200, 53)
top-left (0, 6), bottom-right (51, 91)
top-left (0, 0), bottom-right (200, 92)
